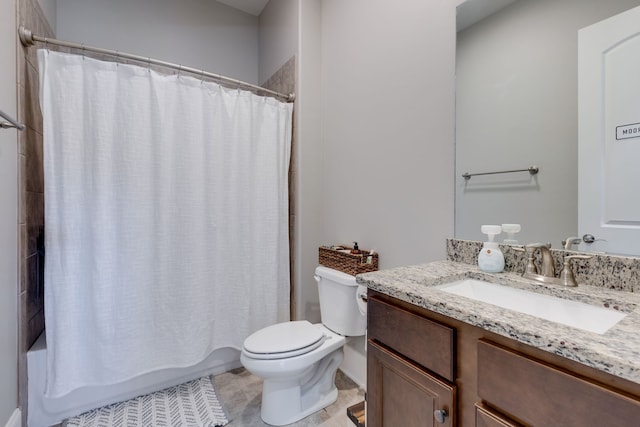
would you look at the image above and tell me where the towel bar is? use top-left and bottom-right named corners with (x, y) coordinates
top-left (462, 165), bottom-right (538, 181)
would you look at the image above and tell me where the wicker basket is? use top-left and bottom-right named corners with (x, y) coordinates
top-left (318, 245), bottom-right (379, 276)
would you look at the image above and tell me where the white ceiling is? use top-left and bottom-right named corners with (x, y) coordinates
top-left (216, 0), bottom-right (269, 16)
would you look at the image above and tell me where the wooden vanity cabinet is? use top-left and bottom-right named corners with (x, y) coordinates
top-left (367, 294), bottom-right (456, 426)
top-left (367, 290), bottom-right (640, 427)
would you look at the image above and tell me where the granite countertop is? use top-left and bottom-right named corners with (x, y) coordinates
top-left (356, 260), bottom-right (640, 384)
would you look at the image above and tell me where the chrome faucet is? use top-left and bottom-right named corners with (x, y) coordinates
top-left (521, 243), bottom-right (555, 277)
top-left (516, 243), bottom-right (591, 287)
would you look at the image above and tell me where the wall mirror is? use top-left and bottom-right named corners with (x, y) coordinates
top-left (455, 0), bottom-right (640, 255)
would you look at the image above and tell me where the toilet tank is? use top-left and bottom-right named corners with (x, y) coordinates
top-left (314, 266), bottom-right (366, 337)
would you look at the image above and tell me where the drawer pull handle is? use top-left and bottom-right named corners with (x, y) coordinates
top-left (434, 409), bottom-right (447, 424)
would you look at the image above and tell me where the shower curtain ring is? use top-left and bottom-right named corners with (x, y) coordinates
top-left (147, 57), bottom-right (151, 72)
top-left (81, 44), bottom-right (86, 59)
top-left (200, 69), bottom-right (205, 83)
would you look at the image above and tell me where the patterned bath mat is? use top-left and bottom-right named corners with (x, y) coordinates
top-left (65, 376), bottom-right (229, 427)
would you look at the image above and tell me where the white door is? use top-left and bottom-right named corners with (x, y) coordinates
top-left (579, 5), bottom-right (640, 255)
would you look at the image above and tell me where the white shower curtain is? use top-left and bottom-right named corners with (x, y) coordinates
top-left (39, 50), bottom-right (292, 398)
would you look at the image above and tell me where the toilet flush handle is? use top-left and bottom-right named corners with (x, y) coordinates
top-left (314, 275), bottom-right (321, 283)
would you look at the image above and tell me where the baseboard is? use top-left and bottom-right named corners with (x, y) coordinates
top-left (4, 408), bottom-right (21, 427)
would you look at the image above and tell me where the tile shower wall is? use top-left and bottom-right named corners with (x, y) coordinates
top-left (261, 56), bottom-right (297, 320)
top-left (447, 238), bottom-right (640, 293)
top-left (18, 0), bottom-right (49, 349)
top-left (17, 0), bottom-right (53, 422)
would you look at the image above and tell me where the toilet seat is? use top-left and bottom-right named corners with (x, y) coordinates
top-left (243, 321), bottom-right (326, 360)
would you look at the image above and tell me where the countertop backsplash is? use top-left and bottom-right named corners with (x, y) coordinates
top-left (447, 238), bottom-right (640, 293)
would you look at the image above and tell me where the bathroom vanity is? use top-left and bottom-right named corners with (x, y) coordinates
top-left (359, 260), bottom-right (640, 427)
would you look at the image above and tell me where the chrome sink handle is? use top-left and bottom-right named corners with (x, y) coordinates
top-left (513, 245), bottom-right (538, 275)
top-left (562, 236), bottom-right (582, 250)
top-left (560, 255), bottom-right (592, 287)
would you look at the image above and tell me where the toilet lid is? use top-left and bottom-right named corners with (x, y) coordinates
top-left (243, 320), bottom-right (325, 359)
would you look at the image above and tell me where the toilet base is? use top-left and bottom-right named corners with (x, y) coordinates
top-left (260, 349), bottom-right (343, 426)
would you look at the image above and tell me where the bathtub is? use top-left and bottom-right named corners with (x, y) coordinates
top-left (27, 333), bottom-right (241, 427)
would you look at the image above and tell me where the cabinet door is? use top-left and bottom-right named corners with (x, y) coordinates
top-left (367, 340), bottom-right (456, 427)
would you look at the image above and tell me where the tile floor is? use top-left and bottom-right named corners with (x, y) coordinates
top-left (53, 368), bottom-right (363, 427)
top-left (212, 368), bottom-right (365, 427)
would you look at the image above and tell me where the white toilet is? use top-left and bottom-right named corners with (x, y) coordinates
top-left (240, 266), bottom-right (367, 426)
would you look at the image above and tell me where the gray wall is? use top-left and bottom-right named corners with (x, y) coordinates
top-left (258, 0), bottom-right (309, 320)
top-left (320, 0), bottom-right (456, 270)
top-left (295, 0), bottom-right (323, 322)
top-left (258, 0), bottom-right (298, 85)
top-left (260, 0), bottom-right (457, 324)
top-left (57, 0), bottom-right (260, 85)
top-left (258, 0), bottom-right (325, 324)
top-left (37, 0), bottom-right (56, 32)
top-left (0, 0), bottom-right (19, 423)
top-left (455, 0), bottom-right (640, 246)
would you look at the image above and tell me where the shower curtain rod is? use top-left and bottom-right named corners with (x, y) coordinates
top-left (18, 26), bottom-right (295, 103)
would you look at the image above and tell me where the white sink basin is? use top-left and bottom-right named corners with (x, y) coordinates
top-left (435, 279), bottom-right (627, 334)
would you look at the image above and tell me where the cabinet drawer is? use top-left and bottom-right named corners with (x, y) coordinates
top-left (368, 295), bottom-right (455, 381)
top-left (478, 340), bottom-right (640, 427)
top-left (475, 403), bottom-right (522, 427)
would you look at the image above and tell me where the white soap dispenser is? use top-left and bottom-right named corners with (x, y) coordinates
top-left (502, 224), bottom-right (521, 245)
top-left (478, 225), bottom-right (505, 273)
